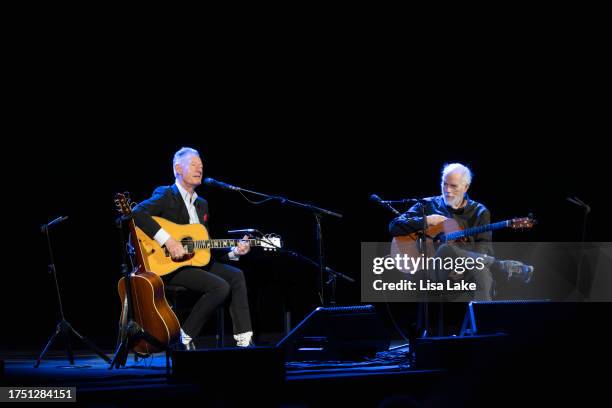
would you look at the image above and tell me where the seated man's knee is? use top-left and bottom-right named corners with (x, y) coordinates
top-left (435, 243), bottom-right (455, 258)
top-left (211, 280), bottom-right (231, 299)
top-left (228, 266), bottom-right (246, 285)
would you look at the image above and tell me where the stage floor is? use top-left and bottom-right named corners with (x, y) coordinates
top-left (4, 331), bottom-right (594, 407)
top-left (1, 342), bottom-right (448, 406)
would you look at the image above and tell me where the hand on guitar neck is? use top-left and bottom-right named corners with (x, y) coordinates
top-left (232, 235), bottom-right (251, 256)
top-left (164, 234), bottom-right (251, 260)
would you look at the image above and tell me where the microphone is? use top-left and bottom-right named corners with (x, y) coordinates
top-left (567, 197), bottom-right (591, 214)
top-left (370, 194), bottom-right (401, 216)
top-left (204, 178), bottom-right (239, 191)
top-left (228, 229), bottom-right (260, 235)
top-left (370, 194), bottom-right (383, 203)
top-left (41, 215), bottom-right (69, 232)
top-left (385, 198), bottom-right (418, 204)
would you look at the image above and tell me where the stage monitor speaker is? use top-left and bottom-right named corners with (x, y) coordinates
top-left (277, 305), bottom-right (390, 361)
top-left (459, 300), bottom-right (580, 336)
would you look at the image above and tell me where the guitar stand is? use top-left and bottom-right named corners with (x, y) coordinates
top-left (110, 308), bottom-right (170, 373)
top-left (109, 215), bottom-right (171, 374)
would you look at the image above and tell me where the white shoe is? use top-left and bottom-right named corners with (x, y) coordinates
top-left (180, 328), bottom-right (193, 345)
top-left (233, 331), bottom-right (253, 347)
top-left (496, 260), bottom-right (535, 283)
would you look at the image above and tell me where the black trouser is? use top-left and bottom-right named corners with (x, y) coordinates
top-left (432, 243), bottom-right (494, 301)
top-left (162, 262), bottom-right (252, 337)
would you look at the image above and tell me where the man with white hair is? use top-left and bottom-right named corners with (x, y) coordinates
top-left (389, 163), bottom-right (495, 300)
top-left (133, 147), bottom-right (254, 348)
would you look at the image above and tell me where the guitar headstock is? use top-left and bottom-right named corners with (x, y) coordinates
top-left (260, 234), bottom-right (282, 251)
top-left (114, 192), bottom-right (133, 216)
top-left (510, 215), bottom-right (536, 230)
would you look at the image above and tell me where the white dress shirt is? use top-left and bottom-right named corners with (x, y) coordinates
top-left (153, 181), bottom-right (239, 260)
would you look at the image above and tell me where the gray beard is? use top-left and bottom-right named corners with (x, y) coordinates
top-left (443, 194), bottom-right (464, 209)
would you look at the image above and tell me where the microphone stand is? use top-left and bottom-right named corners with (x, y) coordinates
top-left (567, 197), bottom-right (591, 299)
top-left (417, 200), bottom-right (431, 337)
top-left (35, 217), bottom-right (111, 368)
top-left (284, 249), bottom-right (355, 284)
top-left (210, 182), bottom-right (342, 306)
top-left (231, 229), bottom-right (354, 285)
top-left (404, 199), bottom-right (437, 338)
top-left (372, 195), bottom-right (433, 337)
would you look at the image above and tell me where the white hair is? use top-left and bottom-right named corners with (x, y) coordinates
top-left (173, 147), bottom-right (200, 177)
top-left (441, 163), bottom-right (472, 187)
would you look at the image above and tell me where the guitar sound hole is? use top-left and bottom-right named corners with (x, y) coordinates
top-left (181, 238), bottom-right (195, 254)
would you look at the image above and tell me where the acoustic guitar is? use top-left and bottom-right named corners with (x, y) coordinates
top-left (134, 217), bottom-right (282, 276)
top-left (390, 216), bottom-right (535, 272)
top-left (115, 193), bottom-right (181, 354)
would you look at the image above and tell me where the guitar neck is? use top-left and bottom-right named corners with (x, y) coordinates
top-left (193, 239), bottom-right (262, 249)
top-left (127, 219), bottom-right (149, 272)
top-left (442, 220), bottom-right (510, 242)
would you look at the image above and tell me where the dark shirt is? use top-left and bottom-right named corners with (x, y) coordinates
top-left (388, 195), bottom-right (493, 255)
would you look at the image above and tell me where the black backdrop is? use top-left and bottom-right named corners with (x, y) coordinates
top-left (2, 99), bottom-right (607, 352)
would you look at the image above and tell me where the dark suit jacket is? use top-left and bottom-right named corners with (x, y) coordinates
top-left (132, 184), bottom-right (230, 261)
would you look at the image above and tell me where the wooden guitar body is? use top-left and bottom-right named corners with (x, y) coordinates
top-left (117, 269), bottom-right (181, 354)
